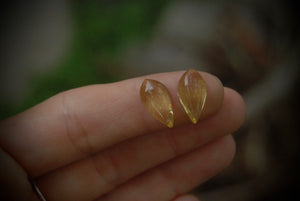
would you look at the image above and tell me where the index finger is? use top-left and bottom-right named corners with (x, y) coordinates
top-left (0, 71), bottom-right (224, 176)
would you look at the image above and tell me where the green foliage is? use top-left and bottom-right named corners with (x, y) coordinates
top-left (0, 0), bottom-right (171, 119)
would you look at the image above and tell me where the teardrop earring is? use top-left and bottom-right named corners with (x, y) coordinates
top-left (140, 79), bottom-right (174, 128)
top-left (177, 69), bottom-right (207, 124)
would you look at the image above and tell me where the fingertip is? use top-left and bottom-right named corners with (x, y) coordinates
top-left (222, 135), bottom-right (236, 168)
top-left (200, 72), bottom-right (224, 120)
top-left (223, 87), bottom-right (247, 132)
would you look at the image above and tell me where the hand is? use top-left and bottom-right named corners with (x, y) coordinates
top-left (0, 71), bottom-right (246, 201)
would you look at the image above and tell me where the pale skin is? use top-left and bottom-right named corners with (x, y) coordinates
top-left (0, 71), bottom-right (246, 201)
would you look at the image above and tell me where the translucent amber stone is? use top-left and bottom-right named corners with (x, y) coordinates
top-left (140, 79), bottom-right (174, 128)
top-left (177, 69), bottom-right (207, 124)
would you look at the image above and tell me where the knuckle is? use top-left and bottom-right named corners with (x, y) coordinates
top-left (60, 91), bottom-right (94, 155)
top-left (91, 151), bottom-right (121, 189)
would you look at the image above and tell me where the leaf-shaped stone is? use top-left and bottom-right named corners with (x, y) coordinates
top-left (177, 69), bottom-right (207, 124)
top-left (140, 79), bottom-right (174, 128)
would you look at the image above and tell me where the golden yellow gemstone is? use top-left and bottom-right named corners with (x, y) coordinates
top-left (140, 79), bottom-right (174, 128)
top-left (177, 69), bottom-right (207, 124)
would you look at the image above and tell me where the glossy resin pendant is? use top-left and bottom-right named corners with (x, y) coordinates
top-left (177, 69), bottom-right (207, 124)
top-left (140, 79), bottom-right (174, 128)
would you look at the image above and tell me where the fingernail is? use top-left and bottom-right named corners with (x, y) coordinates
top-left (140, 79), bottom-right (174, 128)
top-left (177, 69), bottom-right (207, 124)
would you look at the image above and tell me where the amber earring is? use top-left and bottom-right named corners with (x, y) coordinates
top-left (177, 69), bottom-right (207, 124)
top-left (140, 79), bottom-right (174, 128)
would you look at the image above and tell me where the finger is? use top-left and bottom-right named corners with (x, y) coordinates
top-left (0, 71), bottom-right (224, 176)
top-left (98, 135), bottom-right (236, 201)
top-left (35, 88), bottom-right (245, 201)
top-left (173, 195), bottom-right (200, 201)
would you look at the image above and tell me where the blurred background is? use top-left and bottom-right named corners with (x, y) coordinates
top-left (0, 0), bottom-right (299, 201)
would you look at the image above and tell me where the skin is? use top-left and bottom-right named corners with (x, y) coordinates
top-left (0, 71), bottom-right (246, 201)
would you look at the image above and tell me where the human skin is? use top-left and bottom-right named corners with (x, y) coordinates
top-left (0, 71), bottom-right (246, 201)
